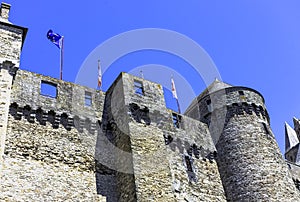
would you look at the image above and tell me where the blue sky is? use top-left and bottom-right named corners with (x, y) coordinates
top-left (5, 0), bottom-right (300, 153)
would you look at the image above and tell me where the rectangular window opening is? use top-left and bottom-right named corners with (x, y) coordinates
top-left (238, 91), bottom-right (245, 95)
top-left (134, 80), bottom-right (144, 95)
top-left (172, 113), bottom-right (182, 128)
top-left (239, 91), bottom-right (246, 100)
top-left (40, 81), bottom-right (57, 98)
top-left (185, 155), bottom-right (193, 172)
top-left (85, 91), bottom-right (92, 106)
top-left (206, 99), bottom-right (212, 112)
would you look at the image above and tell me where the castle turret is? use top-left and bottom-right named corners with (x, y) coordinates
top-left (0, 2), bottom-right (27, 169)
top-left (185, 80), bottom-right (300, 201)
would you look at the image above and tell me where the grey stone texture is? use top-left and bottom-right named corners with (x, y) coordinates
top-left (99, 73), bottom-right (226, 201)
top-left (1, 69), bottom-right (106, 201)
top-left (0, 10), bottom-right (27, 66)
top-left (186, 83), bottom-right (300, 201)
top-left (1, 2), bottom-right (299, 201)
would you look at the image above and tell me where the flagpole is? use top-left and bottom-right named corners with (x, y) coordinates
top-left (176, 98), bottom-right (181, 114)
top-left (60, 36), bottom-right (64, 80)
top-left (98, 59), bottom-right (102, 91)
top-left (171, 75), bottom-right (181, 114)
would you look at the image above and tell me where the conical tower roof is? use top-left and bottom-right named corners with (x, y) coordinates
top-left (184, 79), bottom-right (232, 115)
top-left (285, 122), bottom-right (299, 152)
top-left (198, 78), bottom-right (232, 100)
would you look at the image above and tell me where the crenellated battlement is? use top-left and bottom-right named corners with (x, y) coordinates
top-left (1, 2), bottom-right (299, 201)
top-left (9, 102), bottom-right (99, 134)
top-left (11, 70), bottom-right (105, 120)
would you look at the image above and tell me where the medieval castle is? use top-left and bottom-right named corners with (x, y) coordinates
top-left (1, 2), bottom-right (300, 201)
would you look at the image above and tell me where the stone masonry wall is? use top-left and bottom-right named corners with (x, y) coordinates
top-left (216, 113), bottom-right (300, 201)
top-left (99, 73), bottom-right (137, 201)
top-left (0, 22), bottom-right (24, 66)
top-left (0, 62), bottom-right (15, 171)
top-left (286, 161), bottom-right (300, 191)
top-left (1, 115), bottom-right (102, 201)
top-left (123, 74), bottom-right (175, 201)
top-left (166, 115), bottom-right (226, 201)
top-left (0, 70), bottom-right (107, 201)
top-left (121, 73), bottom-right (226, 201)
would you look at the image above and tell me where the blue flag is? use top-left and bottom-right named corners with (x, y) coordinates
top-left (47, 29), bottom-right (62, 49)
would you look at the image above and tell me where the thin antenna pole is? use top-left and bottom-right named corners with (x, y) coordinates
top-left (140, 70), bottom-right (144, 79)
top-left (60, 36), bottom-right (64, 80)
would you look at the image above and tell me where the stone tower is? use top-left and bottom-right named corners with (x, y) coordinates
top-left (0, 2), bottom-right (27, 169)
top-left (1, 2), bottom-right (300, 201)
top-left (185, 79), bottom-right (300, 201)
top-left (98, 73), bottom-right (226, 201)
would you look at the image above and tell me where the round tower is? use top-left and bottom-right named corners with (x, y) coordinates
top-left (195, 80), bottom-right (300, 201)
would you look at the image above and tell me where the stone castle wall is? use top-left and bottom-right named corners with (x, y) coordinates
top-left (0, 21), bottom-right (25, 66)
top-left (1, 3), bottom-right (299, 200)
top-left (0, 70), bottom-right (107, 201)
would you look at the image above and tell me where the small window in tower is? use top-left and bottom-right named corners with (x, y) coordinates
top-left (172, 113), bottom-right (182, 128)
top-left (134, 80), bottom-right (144, 95)
top-left (85, 91), bottom-right (92, 106)
top-left (185, 155), bottom-right (193, 172)
top-left (206, 99), bottom-right (212, 112)
top-left (239, 91), bottom-right (246, 100)
top-left (40, 81), bottom-right (57, 98)
top-left (262, 122), bottom-right (270, 135)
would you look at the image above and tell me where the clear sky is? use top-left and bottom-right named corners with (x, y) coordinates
top-left (4, 0), bottom-right (300, 154)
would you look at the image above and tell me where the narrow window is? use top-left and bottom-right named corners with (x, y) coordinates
top-left (40, 81), bottom-right (57, 98)
top-left (262, 122), bottom-right (270, 134)
top-left (172, 113), bottom-right (181, 128)
top-left (206, 99), bottom-right (212, 112)
top-left (185, 156), bottom-right (193, 172)
top-left (163, 134), bottom-right (173, 145)
top-left (134, 80), bottom-right (144, 95)
top-left (85, 91), bottom-right (92, 106)
top-left (239, 91), bottom-right (246, 100)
